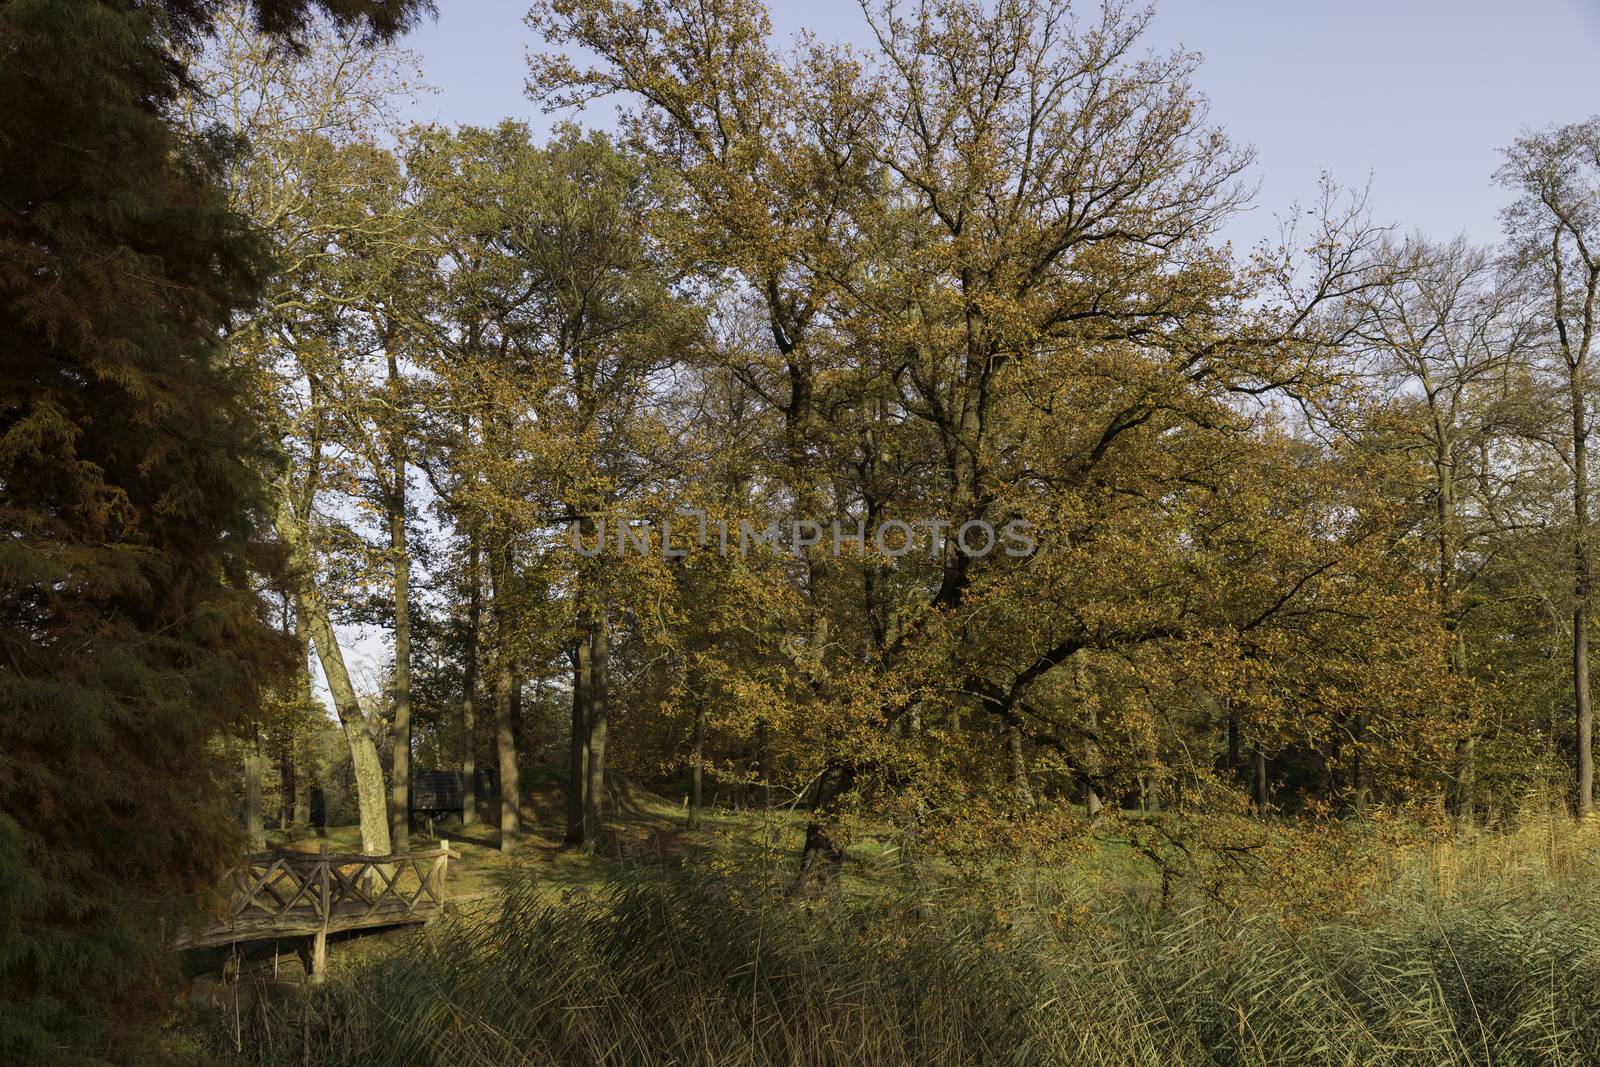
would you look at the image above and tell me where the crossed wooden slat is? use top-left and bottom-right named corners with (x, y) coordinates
top-left (181, 841), bottom-right (460, 950)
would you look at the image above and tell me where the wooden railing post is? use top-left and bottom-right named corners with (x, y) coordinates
top-left (311, 843), bottom-right (330, 983)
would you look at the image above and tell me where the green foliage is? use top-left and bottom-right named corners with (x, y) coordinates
top-left (205, 830), bottom-right (1600, 1066)
top-left (0, 0), bottom-right (427, 1061)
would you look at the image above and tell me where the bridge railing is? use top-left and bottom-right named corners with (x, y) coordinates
top-left (176, 839), bottom-right (459, 975)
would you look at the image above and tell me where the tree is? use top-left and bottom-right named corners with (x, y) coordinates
top-left (406, 122), bottom-right (700, 849)
top-left (405, 122), bottom-right (549, 847)
top-left (183, 5), bottom-right (430, 854)
top-left (530, 0), bottom-right (1411, 895)
top-left (0, 0), bottom-right (429, 1059)
top-left (1499, 118), bottom-right (1600, 817)
top-left (1331, 236), bottom-right (1531, 819)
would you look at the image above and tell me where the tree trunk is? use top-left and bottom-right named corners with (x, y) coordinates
top-left (494, 658), bottom-right (521, 845)
top-left (687, 694), bottom-right (706, 830)
top-left (388, 472), bottom-right (412, 853)
top-left (1575, 369), bottom-right (1594, 817)
top-left (1079, 651), bottom-right (1101, 817)
top-left (307, 600), bottom-right (392, 856)
top-left (491, 543), bottom-right (522, 846)
top-left (291, 739), bottom-right (311, 835)
top-left (379, 344), bottom-right (416, 850)
top-left (567, 518), bottom-right (597, 846)
top-left (461, 534), bottom-right (481, 827)
top-left (1006, 724), bottom-right (1034, 810)
top-left (244, 726), bottom-right (265, 852)
top-left (291, 608), bottom-right (312, 835)
top-left (583, 610), bottom-right (610, 850)
top-left (1226, 697), bottom-right (1241, 778)
top-left (509, 666), bottom-right (523, 754)
top-left (1435, 441), bottom-right (1477, 826)
top-left (277, 742), bottom-right (292, 831)
top-left (276, 498), bottom-right (392, 857)
top-left (1252, 746), bottom-right (1269, 814)
top-left (795, 760), bottom-right (855, 899)
top-left (567, 640), bottom-right (589, 844)
top-left (756, 717), bottom-right (773, 811)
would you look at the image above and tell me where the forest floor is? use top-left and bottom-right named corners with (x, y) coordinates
top-left (209, 773), bottom-right (1165, 993)
top-left (215, 774), bottom-right (913, 981)
top-left (266, 777), bottom-right (853, 903)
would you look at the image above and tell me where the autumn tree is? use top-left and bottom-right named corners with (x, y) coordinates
top-left (529, 0), bottom-right (1423, 894)
top-left (1324, 236), bottom-right (1534, 818)
top-left (1498, 118), bottom-right (1600, 817)
top-left (405, 121), bottom-right (701, 848)
top-left (183, 5), bottom-right (431, 854)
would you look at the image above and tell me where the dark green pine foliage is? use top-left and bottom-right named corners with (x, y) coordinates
top-left (0, 1), bottom-right (429, 1062)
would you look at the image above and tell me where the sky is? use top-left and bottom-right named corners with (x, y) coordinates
top-left (398, 0), bottom-right (1600, 251)
top-left (326, 0), bottom-right (1600, 691)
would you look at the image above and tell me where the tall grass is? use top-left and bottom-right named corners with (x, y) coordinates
top-left (203, 816), bottom-right (1600, 1066)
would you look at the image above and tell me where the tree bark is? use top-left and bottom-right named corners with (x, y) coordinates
top-left (756, 717), bottom-right (774, 811)
top-left (244, 725), bottom-right (265, 852)
top-left (1226, 698), bottom-right (1241, 778)
top-left (291, 739), bottom-right (311, 835)
top-left (582, 610), bottom-right (610, 850)
top-left (277, 741), bottom-right (292, 831)
top-left (1252, 746), bottom-right (1269, 814)
top-left (795, 760), bottom-right (856, 899)
top-left (1006, 724), bottom-right (1034, 810)
top-left (1575, 369), bottom-right (1594, 817)
top-left (461, 533), bottom-right (481, 827)
top-left (1084, 777), bottom-right (1102, 819)
top-left (566, 640), bottom-right (589, 844)
top-left (387, 457), bottom-right (412, 853)
top-left (1434, 438), bottom-right (1477, 825)
top-left (291, 608), bottom-right (312, 835)
top-left (509, 666), bottom-right (523, 755)
top-left (494, 654), bottom-right (521, 846)
top-left (306, 598), bottom-right (392, 856)
top-left (276, 497), bottom-right (392, 856)
top-left (488, 538), bottom-right (522, 846)
top-left (687, 694), bottom-right (706, 830)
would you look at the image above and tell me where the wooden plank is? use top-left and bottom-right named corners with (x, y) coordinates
top-left (361, 861), bottom-right (403, 918)
top-left (331, 861), bottom-right (377, 911)
top-left (319, 847), bottom-right (332, 926)
top-left (179, 911), bottom-right (443, 946)
top-left (176, 901), bottom-right (440, 946)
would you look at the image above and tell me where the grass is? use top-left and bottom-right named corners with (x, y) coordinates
top-left (189, 800), bottom-right (1600, 1066)
top-left (259, 775), bottom-right (922, 914)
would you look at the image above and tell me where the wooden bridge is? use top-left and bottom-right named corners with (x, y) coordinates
top-left (175, 841), bottom-right (458, 978)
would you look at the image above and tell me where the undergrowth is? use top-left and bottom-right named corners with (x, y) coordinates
top-left (199, 814), bottom-right (1600, 1066)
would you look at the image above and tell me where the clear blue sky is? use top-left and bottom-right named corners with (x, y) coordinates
top-left (399, 0), bottom-right (1600, 250)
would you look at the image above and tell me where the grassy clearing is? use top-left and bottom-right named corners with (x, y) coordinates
top-left (190, 805), bottom-right (1600, 1066)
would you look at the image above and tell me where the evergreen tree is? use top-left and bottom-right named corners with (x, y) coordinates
top-left (0, 1), bottom-right (428, 1060)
